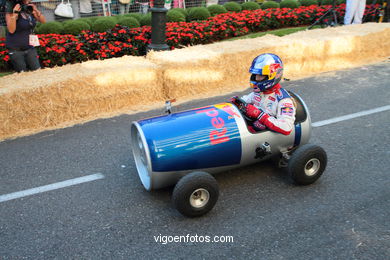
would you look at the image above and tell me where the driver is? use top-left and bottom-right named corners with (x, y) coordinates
top-left (231, 53), bottom-right (296, 135)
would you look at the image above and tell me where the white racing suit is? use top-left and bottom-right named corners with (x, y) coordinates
top-left (241, 84), bottom-right (296, 135)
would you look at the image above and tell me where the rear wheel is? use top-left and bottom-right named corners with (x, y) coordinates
top-left (288, 144), bottom-right (327, 185)
top-left (172, 172), bottom-right (219, 217)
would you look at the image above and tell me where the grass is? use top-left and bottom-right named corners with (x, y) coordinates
top-left (0, 72), bottom-right (13, 77)
top-left (227, 26), bottom-right (321, 41)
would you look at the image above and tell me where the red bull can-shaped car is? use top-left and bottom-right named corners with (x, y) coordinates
top-left (131, 92), bottom-right (327, 217)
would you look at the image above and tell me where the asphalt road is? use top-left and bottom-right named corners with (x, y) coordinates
top-left (1, 61), bottom-right (389, 259)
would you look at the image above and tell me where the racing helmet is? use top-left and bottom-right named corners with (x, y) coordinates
top-left (249, 53), bottom-right (283, 92)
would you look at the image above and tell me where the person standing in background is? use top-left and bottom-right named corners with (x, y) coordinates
top-left (80, 0), bottom-right (93, 17)
top-left (5, 0), bottom-right (46, 72)
top-left (119, 0), bottom-right (131, 14)
top-left (344, 0), bottom-right (367, 25)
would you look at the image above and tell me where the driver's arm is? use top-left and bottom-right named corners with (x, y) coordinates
top-left (258, 98), bottom-right (296, 135)
top-left (241, 93), bottom-right (253, 103)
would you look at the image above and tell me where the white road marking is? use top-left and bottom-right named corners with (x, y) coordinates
top-left (0, 173), bottom-right (105, 203)
top-left (312, 105), bottom-right (390, 127)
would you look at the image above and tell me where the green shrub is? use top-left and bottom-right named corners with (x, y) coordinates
top-left (82, 17), bottom-right (99, 27)
top-left (280, 0), bottom-right (300, 8)
top-left (171, 8), bottom-right (187, 17)
top-left (140, 13), bottom-right (152, 26)
top-left (92, 17), bottom-right (117, 32)
top-left (321, 0), bottom-right (337, 5)
top-left (332, 0), bottom-right (349, 4)
top-left (124, 13), bottom-right (143, 21)
top-left (117, 17), bottom-right (140, 28)
top-left (167, 10), bottom-right (186, 22)
top-left (62, 20), bottom-right (90, 35)
top-left (261, 1), bottom-right (280, 9)
top-left (187, 7), bottom-right (211, 21)
top-left (35, 22), bottom-right (42, 31)
top-left (36, 21), bottom-right (63, 34)
top-left (207, 4), bottom-right (228, 16)
top-left (299, 0), bottom-right (318, 6)
top-left (185, 7), bottom-right (194, 14)
top-left (241, 1), bottom-right (261, 10)
top-left (114, 14), bottom-right (125, 21)
top-left (321, 0), bottom-right (348, 4)
top-left (256, 0), bottom-right (265, 3)
top-left (74, 17), bottom-right (94, 27)
top-left (223, 2), bottom-right (242, 12)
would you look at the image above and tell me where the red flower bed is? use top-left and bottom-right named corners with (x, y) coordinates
top-left (0, 4), bottom-right (380, 71)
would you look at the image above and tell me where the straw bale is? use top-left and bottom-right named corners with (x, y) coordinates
top-left (280, 23), bottom-right (390, 78)
top-left (147, 35), bottom-right (280, 99)
top-left (147, 23), bottom-right (390, 101)
top-left (0, 56), bottom-right (162, 140)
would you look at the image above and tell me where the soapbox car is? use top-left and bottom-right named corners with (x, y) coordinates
top-left (131, 91), bottom-right (327, 217)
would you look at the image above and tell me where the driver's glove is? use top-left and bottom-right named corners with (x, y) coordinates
top-left (246, 104), bottom-right (269, 123)
top-left (229, 96), bottom-right (239, 105)
top-left (245, 104), bottom-right (263, 119)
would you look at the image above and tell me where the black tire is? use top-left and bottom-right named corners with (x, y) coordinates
top-left (288, 144), bottom-right (327, 185)
top-left (172, 171), bottom-right (219, 218)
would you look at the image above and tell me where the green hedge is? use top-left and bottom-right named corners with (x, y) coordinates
top-left (223, 2), bottom-right (242, 12)
top-left (187, 7), bottom-right (211, 21)
top-left (140, 13), bottom-right (152, 26)
top-left (92, 17), bottom-right (117, 32)
top-left (167, 10), bottom-right (186, 22)
top-left (299, 0), bottom-right (319, 6)
top-left (63, 20), bottom-right (90, 35)
top-left (117, 17), bottom-right (140, 28)
top-left (261, 1), bottom-right (280, 9)
top-left (124, 13), bottom-right (143, 22)
top-left (84, 17), bottom-right (100, 26)
top-left (74, 17), bottom-right (94, 27)
top-left (320, 0), bottom-right (345, 5)
top-left (36, 21), bottom-right (63, 34)
top-left (241, 2), bottom-right (261, 10)
top-left (171, 8), bottom-right (188, 17)
top-left (280, 0), bottom-right (300, 8)
top-left (207, 4), bottom-right (228, 16)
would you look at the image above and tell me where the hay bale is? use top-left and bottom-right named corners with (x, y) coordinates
top-left (147, 34), bottom-right (280, 100)
top-left (0, 56), bottom-right (162, 140)
top-left (280, 23), bottom-right (390, 78)
top-left (148, 23), bottom-right (390, 100)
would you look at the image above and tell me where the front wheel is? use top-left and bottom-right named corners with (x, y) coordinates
top-left (288, 144), bottom-right (327, 185)
top-left (172, 171), bottom-right (219, 218)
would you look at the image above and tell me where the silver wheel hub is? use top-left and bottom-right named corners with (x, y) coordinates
top-left (304, 158), bottom-right (321, 176)
top-left (190, 188), bottom-right (210, 208)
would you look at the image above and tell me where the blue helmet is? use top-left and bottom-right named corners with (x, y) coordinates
top-left (249, 53), bottom-right (283, 92)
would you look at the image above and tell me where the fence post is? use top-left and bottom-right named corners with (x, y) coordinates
top-left (147, 0), bottom-right (170, 52)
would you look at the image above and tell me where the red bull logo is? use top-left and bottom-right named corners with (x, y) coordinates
top-left (196, 103), bottom-right (240, 145)
top-left (281, 107), bottom-right (294, 116)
